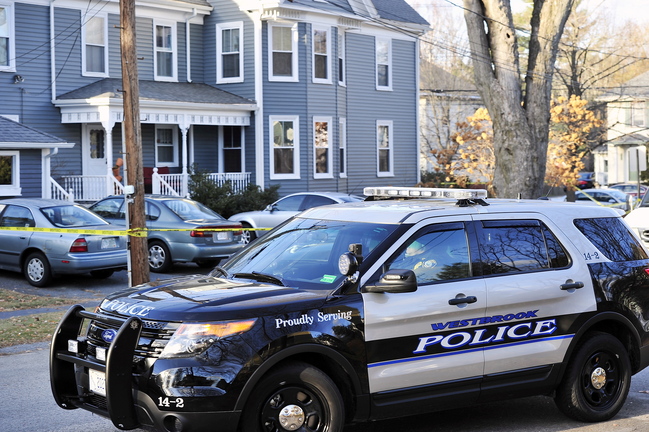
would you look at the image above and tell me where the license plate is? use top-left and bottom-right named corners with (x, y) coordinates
top-left (101, 237), bottom-right (118, 249)
top-left (217, 232), bottom-right (229, 241)
top-left (89, 369), bottom-right (106, 396)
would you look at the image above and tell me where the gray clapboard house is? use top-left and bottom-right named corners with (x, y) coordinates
top-left (1, 0), bottom-right (427, 201)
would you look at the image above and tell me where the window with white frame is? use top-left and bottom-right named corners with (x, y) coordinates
top-left (312, 26), bottom-right (330, 83)
top-left (155, 126), bottom-right (178, 166)
top-left (632, 101), bottom-right (645, 127)
top-left (269, 24), bottom-right (298, 82)
top-left (83, 14), bottom-right (107, 76)
top-left (155, 22), bottom-right (176, 81)
top-left (270, 116), bottom-right (299, 179)
top-left (376, 37), bottom-right (392, 90)
top-left (377, 120), bottom-right (393, 176)
top-left (339, 118), bottom-right (347, 177)
top-left (338, 31), bottom-right (345, 85)
top-left (217, 22), bottom-right (243, 83)
top-left (313, 117), bottom-right (332, 178)
top-left (0, 5), bottom-right (15, 71)
top-left (0, 151), bottom-right (20, 195)
top-left (220, 126), bottom-right (243, 172)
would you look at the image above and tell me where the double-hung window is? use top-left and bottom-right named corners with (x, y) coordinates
top-left (377, 120), bottom-right (393, 176)
top-left (155, 22), bottom-right (176, 81)
top-left (376, 37), bottom-right (392, 90)
top-left (339, 118), bottom-right (347, 177)
top-left (220, 126), bottom-right (244, 173)
top-left (338, 31), bottom-right (345, 85)
top-left (0, 5), bottom-right (15, 71)
top-left (155, 126), bottom-right (178, 167)
top-left (217, 22), bottom-right (243, 83)
top-left (0, 151), bottom-right (20, 196)
top-left (270, 116), bottom-right (300, 179)
top-left (313, 117), bottom-right (332, 178)
top-left (83, 14), bottom-right (108, 76)
top-left (269, 24), bottom-right (298, 82)
top-left (312, 26), bottom-right (331, 84)
top-left (632, 101), bottom-right (645, 127)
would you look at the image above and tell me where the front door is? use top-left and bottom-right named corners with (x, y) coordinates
top-left (81, 124), bottom-right (107, 200)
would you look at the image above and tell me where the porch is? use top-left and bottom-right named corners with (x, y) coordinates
top-left (48, 170), bottom-right (251, 203)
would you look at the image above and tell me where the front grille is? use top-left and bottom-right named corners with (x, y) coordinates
top-left (86, 313), bottom-right (179, 360)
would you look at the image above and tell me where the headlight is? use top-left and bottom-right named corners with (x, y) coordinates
top-left (160, 319), bottom-right (257, 359)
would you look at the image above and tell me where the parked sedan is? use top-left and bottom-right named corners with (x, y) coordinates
top-left (0, 198), bottom-right (127, 287)
top-left (90, 195), bottom-right (243, 272)
top-left (568, 188), bottom-right (631, 213)
top-left (608, 183), bottom-right (648, 200)
top-left (228, 191), bottom-right (363, 244)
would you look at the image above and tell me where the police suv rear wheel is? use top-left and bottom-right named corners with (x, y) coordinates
top-left (555, 332), bottom-right (631, 422)
top-left (241, 361), bottom-right (344, 432)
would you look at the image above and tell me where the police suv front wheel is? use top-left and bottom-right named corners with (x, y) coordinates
top-left (554, 332), bottom-right (631, 422)
top-left (241, 361), bottom-right (345, 432)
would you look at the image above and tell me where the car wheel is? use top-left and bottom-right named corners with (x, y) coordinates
top-left (197, 259), bottom-right (220, 269)
top-left (23, 252), bottom-right (53, 288)
top-left (90, 269), bottom-right (114, 279)
top-left (240, 223), bottom-right (257, 245)
top-left (148, 240), bottom-right (172, 273)
top-left (554, 332), bottom-right (631, 422)
top-left (241, 361), bottom-right (344, 432)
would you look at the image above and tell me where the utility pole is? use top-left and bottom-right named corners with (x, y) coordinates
top-left (120, 0), bottom-right (149, 286)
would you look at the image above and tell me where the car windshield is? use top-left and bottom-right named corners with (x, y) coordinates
top-left (41, 205), bottom-right (109, 228)
top-left (218, 217), bottom-right (396, 290)
top-left (162, 199), bottom-right (224, 221)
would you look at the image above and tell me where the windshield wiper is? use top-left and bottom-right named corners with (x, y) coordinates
top-left (210, 266), bottom-right (230, 278)
top-left (232, 271), bottom-right (285, 286)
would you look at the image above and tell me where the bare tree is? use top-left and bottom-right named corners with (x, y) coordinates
top-left (463, 0), bottom-right (575, 198)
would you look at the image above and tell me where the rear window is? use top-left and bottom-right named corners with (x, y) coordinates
top-left (574, 217), bottom-right (647, 262)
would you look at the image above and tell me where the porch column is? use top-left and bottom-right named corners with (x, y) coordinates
top-left (180, 122), bottom-right (190, 197)
top-left (102, 120), bottom-right (115, 196)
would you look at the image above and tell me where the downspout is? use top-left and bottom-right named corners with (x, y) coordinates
top-left (50, 0), bottom-right (57, 101)
top-left (253, 11), bottom-right (264, 189)
top-left (185, 8), bottom-right (197, 82)
top-left (415, 36), bottom-right (421, 185)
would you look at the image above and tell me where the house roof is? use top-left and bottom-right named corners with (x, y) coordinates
top-left (598, 70), bottom-right (649, 101)
top-left (371, 0), bottom-right (429, 25)
top-left (420, 62), bottom-right (477, 93)
top-left (58, 79), bottom-right (255, 106)
top-left (0, 116), bottom-right (73, 149)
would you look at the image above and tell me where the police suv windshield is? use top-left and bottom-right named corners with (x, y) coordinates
top-left (217, 217), bottom-right (395, 289)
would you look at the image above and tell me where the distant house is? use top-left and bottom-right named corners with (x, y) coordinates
top-left (1, 0), bottom-right (428, 201)
top-left (596, 71), bottom-right (649, 186)
top-left (418, 62), bottom-right (482, 173)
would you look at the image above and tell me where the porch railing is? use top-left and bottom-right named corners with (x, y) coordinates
top-left (51, 172), bottom-right (250, 202)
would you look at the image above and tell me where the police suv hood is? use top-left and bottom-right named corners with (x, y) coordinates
top-left (98, 275), bottom-right (329, 322)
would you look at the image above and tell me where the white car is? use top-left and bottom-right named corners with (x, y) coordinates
top-left (624, 192), bottom-right (649, 248)
top-left (229, 191), bottom-right (363, 243)
top-left (566, 188), bottom-right (631, 213)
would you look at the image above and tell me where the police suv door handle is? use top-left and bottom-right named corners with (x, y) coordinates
top-left (560, 280), bottom-right (584, 290)
top-left (448, 295), bottom-right (478, 305)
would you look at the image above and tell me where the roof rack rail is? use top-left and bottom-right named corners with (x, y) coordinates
top-left (363, 187), bottom-right (489, 206)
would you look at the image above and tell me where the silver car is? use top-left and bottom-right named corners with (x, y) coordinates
top-left (90, 195), bottom-right (244, 273)
top-left (0, 198), bottom-right (128, 287)
top-left (228, 191), bottom-right (363, 244)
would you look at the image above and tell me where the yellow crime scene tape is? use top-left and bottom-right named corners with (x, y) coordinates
top-left (0, 226), bottom-right (271, 237)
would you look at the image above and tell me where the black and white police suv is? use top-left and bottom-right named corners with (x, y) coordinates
top-left (50, 187), bottom-right (649, 432)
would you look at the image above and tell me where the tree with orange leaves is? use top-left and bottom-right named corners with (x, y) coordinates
top-left (449, 108), bottom-right (495, 192)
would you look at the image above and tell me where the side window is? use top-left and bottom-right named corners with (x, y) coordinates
top-left (574, 217), bottom-right (648, 262)
top-left (274, 195), bottom-right (305, 212)
top-left (301, 195), bottom-right (335, 210)
top-left (90, 198), bottom-right (123, 218)
top-left (0, 205), bottom-right (34, 227)
top-left (477, 220), bottom-right (569, 274)
top-left (388, 227), bottom-right (471, 284)
top-left (146, 202), bottom-right (161, 221)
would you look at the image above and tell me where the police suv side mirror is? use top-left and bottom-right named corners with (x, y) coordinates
top-left (363, 269), bottom-right (418, 294)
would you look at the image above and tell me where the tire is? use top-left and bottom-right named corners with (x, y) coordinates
top-left (240, 223), bottom-right (257, 245)
top-left (148, 240), bottom-right (172, 273)
top-left (197, 259), bottom-right (220, 269)
top-left (554, 332), bottom-right (631, 422)
top-left (240, 361), bottom-right (345, 432)
top-left (23, 252), bottom-right (53, 288)
top-left (90, 269), bottom-right (114, 279)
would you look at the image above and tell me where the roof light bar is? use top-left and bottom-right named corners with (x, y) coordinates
top-left (363, 187), bottom-right (488, 200)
